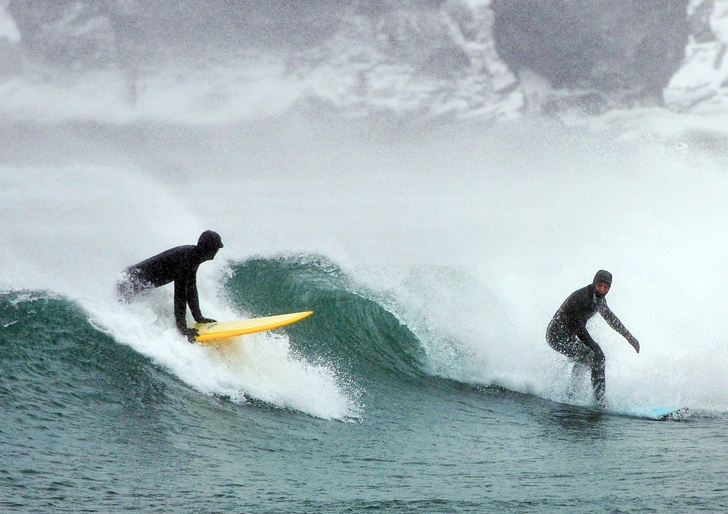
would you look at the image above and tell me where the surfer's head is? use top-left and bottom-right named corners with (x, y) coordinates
top-left (593, 269), bottom-right (612, 297)
top-left (197, 230), bottom-right (224, 260)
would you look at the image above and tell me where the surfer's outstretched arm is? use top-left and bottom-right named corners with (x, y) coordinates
top-left (599, 301), bottom-right (639, 353)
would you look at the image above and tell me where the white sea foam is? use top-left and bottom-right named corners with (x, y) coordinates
top-left (81, 296), bottom-right (358, 421)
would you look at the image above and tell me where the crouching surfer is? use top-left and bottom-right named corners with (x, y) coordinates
top-left (546, 270), bottom-right (639, 407)
top-left (117, 230), bottom-right (224, 342)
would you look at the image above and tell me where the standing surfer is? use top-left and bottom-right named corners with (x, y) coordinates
top-left (546, 270), bottom-right (639, 406)
top-left (118, 230), bottom-right (224, 342)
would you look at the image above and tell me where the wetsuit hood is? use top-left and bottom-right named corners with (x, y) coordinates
top-left (593, 270), bottom-right (612, 286)
top-left (593, 269), bottom-right (612, 298)
top-left (196, 230), bottom-right (223, 261)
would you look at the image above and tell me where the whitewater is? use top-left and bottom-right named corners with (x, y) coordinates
top-left (4, 112), bottom-right (728, 410)
top-left (4, 4), bottom-right (728, 512)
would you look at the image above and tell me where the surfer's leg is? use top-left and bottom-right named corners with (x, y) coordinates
top-left (546, 321), bottom-right (576, 357)
top-left (566, 358), bottom-right (590, 399)
top-left (547, 324), bottom-right (587, 362)
top-left (583, 341), bottom-right (606, 406)
top-left (571, 360), bottom-right (590, 382)
top-left (547, 325), bottom-right (595, 400)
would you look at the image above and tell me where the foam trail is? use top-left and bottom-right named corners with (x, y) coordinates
top-left (82, 294), bottom-right (359, 421)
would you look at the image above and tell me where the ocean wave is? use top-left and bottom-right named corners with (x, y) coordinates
top-left (223, 254), bottom-right (429, 384)
top-left (0, 290), bottom-right (169, 415)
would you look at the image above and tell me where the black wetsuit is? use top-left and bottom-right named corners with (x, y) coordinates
top-left (118, 231), bottom-right (223, 337)
top-left (546, 273), bottom-right (638, 404)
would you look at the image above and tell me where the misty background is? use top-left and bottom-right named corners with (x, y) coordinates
top-left (1, 0), bottom-right (727, 122)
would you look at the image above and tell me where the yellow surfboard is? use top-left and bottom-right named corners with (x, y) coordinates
top-left (192, 311), bottom-right (313, 343)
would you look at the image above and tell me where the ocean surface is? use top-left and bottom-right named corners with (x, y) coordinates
top-left (4, 3), bottom-right (728, 512)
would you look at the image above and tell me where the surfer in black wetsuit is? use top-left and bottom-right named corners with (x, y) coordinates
top-left (546, 270), bottom-right (639, 406)
top-left (118, 230), bottom-right (224, 342)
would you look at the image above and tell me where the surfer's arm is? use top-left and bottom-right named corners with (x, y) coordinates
top-left (599, 302), bottom-right (640, 353)
top-left (173, 277), bottom-right (201, 342)
top-left (174, 278), bottom-right (191, 332)
top-left (185, 273), bottom-right (216, 324)
top-left (185, 274), bottom-right (203, 322)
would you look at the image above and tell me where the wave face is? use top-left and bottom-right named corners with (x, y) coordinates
top-left (224, 256), bottom-right (429, 384)
top-left (0, 291), bottom-right (167, 413)
top-left (0, 256), bottom-right (438, 429)
top-left (0, 291), bottom-right (184, 512)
